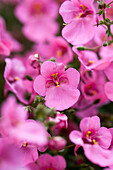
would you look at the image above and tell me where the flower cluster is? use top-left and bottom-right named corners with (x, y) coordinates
top-left (1, 0), bottom-right (113, 169)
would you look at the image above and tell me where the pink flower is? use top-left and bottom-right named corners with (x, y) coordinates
top-left (4, 58), bottom-right (28, 104)
top-left (35, 36), bottom-right (73, 64)
top-left (104, 62), bottom-right (113, 101)
top-left (0, 96), bottom-right (48, 147)
top-left (69, 116), bottom-right (113, 167)
top-left (0, 16), bottom-right (22, 55)
top-left (0, 138), bottom-right (29, 170)
top-left (59, 0), bottom-right (96, 45)
top-left (80, 68), bottom-right (108, 104)
top-left (4, 55), bottom-right (39, 104)
top-left (48, 112), bottom-right (68, 129)
top-left (73, 48), bottom-right (113, 70)
top-left (20, 143), bottom-right (38, 166)
top-left (48, 136), bottom-right (66, 151)
top-left (34, 61), bottom-right (80, 110)
top-left (15, 0), bottom-right (59, 42)
top-left (37, 154), bottom-right (66, 170)
top-left (73, 95), bottom-right (98, 118)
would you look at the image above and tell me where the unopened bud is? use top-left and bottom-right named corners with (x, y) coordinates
top-left (96, 17), bottom-right (99, 27)
top-left (49, 136), bottom-right (66, 151)
top-left (28, 53), bottom-right (40, 69)
top-left (77, 47), bottom-right (86, 51)
top-left (103, 41), bottom-right (107, 46)
top-left (48, 112), bottom-right (68, 129)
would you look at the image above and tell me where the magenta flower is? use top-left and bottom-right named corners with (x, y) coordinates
top-left (0, 16), bottom-right (22, 54)
top-left (4, 55), bottom-right (39, 104)
top-left (48, 136), bottom-right (66, 151)
top-left (73, 48), bottom-right (113, 71)
top-left (4, 58), bottom-right (28, 104)
top-left (69, 116), bottom-right (113, 167)
top-left (0, 96), bottom-right (48, 147)
top-left (15, 0), bottom-right (59, 42)
top-left (0, 138), bottom-right (29, 170)
top-left (73, 94), bottom-right (98, 118)
top-left (104, 62), bottom-right (113, 101)
top-left (35, 36), bottom-right (73, 64)
top-left (59, 0), bottom-right (96, 45)
top-left (48, 112), bottom-right (68, 129)
top-left (80, 69), bottom-right (108, 104)
top-left (34, 61), bottom-right (80, 110)
top-left (37, 154), bottom-right (66, 170)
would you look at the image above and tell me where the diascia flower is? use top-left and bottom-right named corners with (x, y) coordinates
top-left (69, 116), bottom-right (113, 167)
top-left (59, 0), bottom-right (96, 45)
top-left (37, 154), bottom-right (66, 170)
top-left (15, 0), bottom-right (59, 42)
top-left (34, 61), bottom-right (80, 111)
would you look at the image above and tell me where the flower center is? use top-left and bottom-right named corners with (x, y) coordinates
top-left (85, 83), bottom-right (97, 96)
top-left (86, 131), bottom-right (97, 145)
top-left (86, 131), bottom-right (91, 138)
top-left (56, 82), bottom-right (60, 87)
top-left (31, 2), bottom-right (43, 15)
top-left (78, 4), bottom-right (93, 19)
top-left (92, 139), bottom-right (97, 145)
top-left (47, 168), bottom-right (53, 170)
top-left (51, 73), bottom-right (58, 80)
top-left (57, 50), bottom-right (63, 58)
top-left (89, 60), bottom-right (94, 64)
top-left (23, 141), bottom-right (27, 147)
top-left (80, 4), bottom-right (86, 11)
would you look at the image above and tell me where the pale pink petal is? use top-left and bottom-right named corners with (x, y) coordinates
top-left (37, 154), bottom-right (52, 169)
top-left (62, 19), bottom-right (95, 45)
top-left (21, 146), bottom-right (38, 166)
top-left (105, 82), bottom-right (113, 101)
top-left (104, 63), bottom-right (113, 81)
top-left (69, 130), bottom-right (84, 146)
top-left (45, 84), bottom-right (80, 110)
top-left (33, 75), bottom-right (46, 96)
top-left (52, 155), bottom-right (66, 170)
top-left (80, 116), bottom-right (100, 136)
top-left (94, 127), bottom-right (112, 149)
top-left (59, 1), bottom-right (78, 23)
top-left (84, 144), bottom-right (113, 167)
top-left (10, 120), bottom-right (48, 146)
top-left (65, 68), bottom-right (80, 88)
top-left (41, 61), bottom-right (65, 78)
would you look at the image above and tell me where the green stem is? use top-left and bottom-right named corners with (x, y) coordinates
top-left (107, 1), bottom-right (113, 6)
top-left (64, 144), bottom-right (75, 149)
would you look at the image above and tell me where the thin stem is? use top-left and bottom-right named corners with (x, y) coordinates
top-left (64, 144), bottom-right (75, 149)
top-left (107, 1), bottom-right (113, 6)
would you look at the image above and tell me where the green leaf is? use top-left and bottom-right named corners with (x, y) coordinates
top-left (25, 75), bottom-right (33, 81)
top-left (77, 47), bottom-right (86, 51)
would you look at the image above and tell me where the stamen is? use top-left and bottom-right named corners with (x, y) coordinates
top-left (14, 77), bottom-right (19, 81)
top-left (23, 141), bottom-right (27, 147)
top-left (86, 131), bottom-right (91, 138)
top-left (56, 82), bottom-right (59, 87)
top-left (87, 85), bottom-right (91, 90)
top-left (89, 60), bottom-right (94, 64)
top-left (92, 90), bottom-right (96, 95)
top-left (33, 2), bottom-right (42, 15)
top-left (93, 139), bottom-right (97, 145)
top-left (78, 13), bottom-right (82, 18)
top-left (51, 73), bottom-right (58, 80)
top-left (80, 4), bottom-right (86, 11)
top-left (57, 50), bottom-right (62, 58)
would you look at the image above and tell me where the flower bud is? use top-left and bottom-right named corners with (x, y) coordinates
top-left (28, 53), bottom-right (40, 69)
top-left (48, 136), bottom-right (66, 151)
top-left (48, 112), bottom-right (68, 129)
